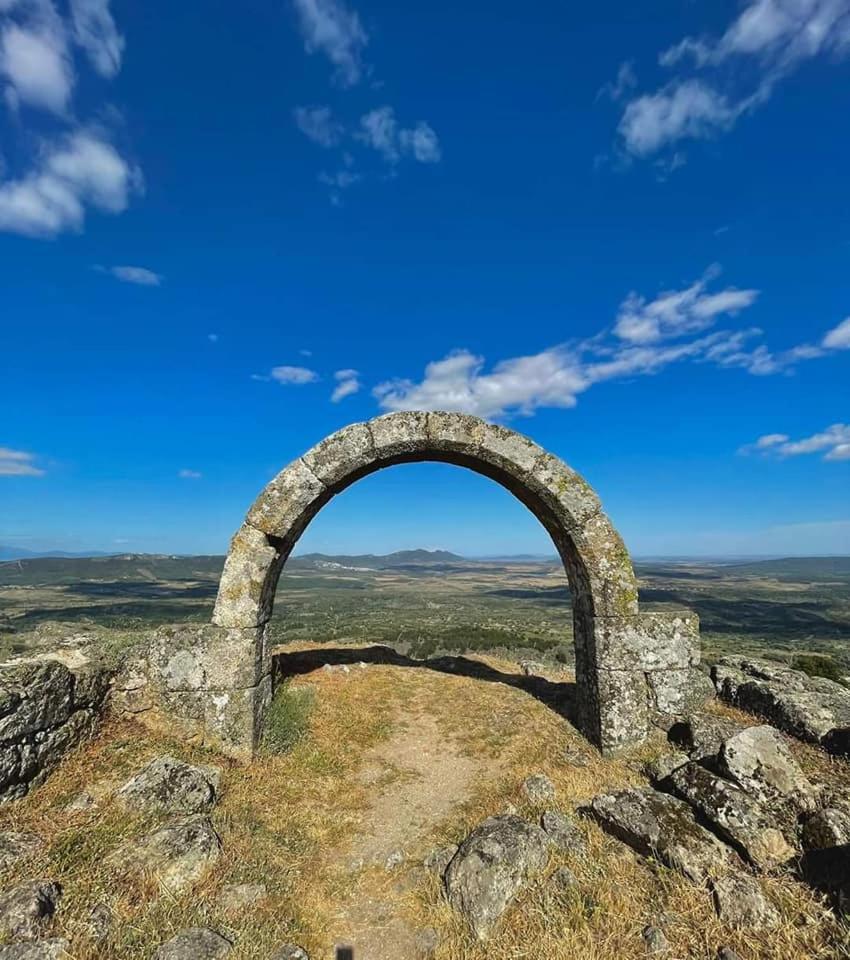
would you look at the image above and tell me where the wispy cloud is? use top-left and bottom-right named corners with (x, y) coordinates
top-left (358, 106), bottom-right (441, 164)
top-left (823, 316), bottom-right (850, 350)
top-left (0, 446), bottom-right (45, 477)
top-left (374, 269), bottom-right (848, 419)
top-left (331, 368), bottom-right (361, 402)
top-left (291, 0), bottom-right (367, 87)
top-left (0, 0), bottom-right (137, 238)
top-left (741, 424), bottom-right (850, 461)
top-left (612, 0), bottom-right (850, 161)
top-left (96, 264), bottom-right (161, 286)
top-left (178, 468), bottom-right (202, 479)
top-left (294, 104), bottom-right (343, 146)
top-left (270, 365), bottom-right (320, 385)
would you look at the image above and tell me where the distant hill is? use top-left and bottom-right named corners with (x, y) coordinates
top-left (721, 556), bottom-right (850, 581)
top-left (0, 546), bottom-right (113, 561)
top-left (292, 549), bottom-right (466, 570)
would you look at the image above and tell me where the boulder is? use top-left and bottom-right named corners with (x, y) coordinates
top-left (0, 832), bottom-right (42, 870)
top-left (521, 773), bottom-right (555, 803)
top-left (644, 751), bottom-right (689, 784)
top-left (154, 928), bottom-right (232, 959)
top-left (0, 941), bottom-right (69, 960)
top-left (116, 756), bottom-right (220, 815)
top-left (0, 880), bottom-right (61, 941)
top-left (113, 815), bottom-right (221, 891)
top-left (711, 874), bottom-right (780, 929)
top-left (216, 882), bottom-right (266, 912)
top-left (802, 807), bottom-right (850, 850)
top-left (718, 725), bottom-right (816, 812)
top-left (665, 762), bottom-right (795, 871)
top-left (540, 810), bottom-right (587, 855)
top-left (589, 787), bottom-right (731, 883)
top-left (668, 714), bottom-right (745, 764)
top-left (444, 814), bottom-right (549, 940)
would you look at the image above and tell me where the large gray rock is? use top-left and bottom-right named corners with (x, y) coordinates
top-left (711, 874), bottom-right (780, 929)
top-left (647, 668), bottom-right (715, 718)
top-left (589, 787), bottom-right (731, 883)
top-left (116, 756), bottom-right (220, 815)
top-left (718, 725), bottom-right (816, 812)
top-left (540, 810), bottom-right (587, 856)
top-left (113, 816), bottom-right (221, 891)
top-left (154, 928), bottom-right (232, 959)
top-left (668, 713), bottom-right (746, 763)
top-left (0, 662), bottom-right (72, 741)
top-left (714, 657), bottom-right (850, 756)
top-left (0, 880), bottom-right (61, 941)
top-left (444, 814), bottom-right (549, 940)
top-left (0, 942), bottom-right (69, 960)
top-left (0, 832), bottom-right (42, 869)
top-left (802, 807), bottom-right (850, 850)
top-left (665, 762), bottom-right (795, 871)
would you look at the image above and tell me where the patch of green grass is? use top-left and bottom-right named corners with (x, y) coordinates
top-left (791, 653), bottom-right (848, 687)
top-left (261, 681), bottom-right (316, 755)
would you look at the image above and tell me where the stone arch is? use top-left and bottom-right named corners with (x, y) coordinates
top-left (206, 411), bottom-right (702, 758)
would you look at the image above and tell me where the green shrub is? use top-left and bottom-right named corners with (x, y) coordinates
top-left (261, 681), bottom-right (315, 755)
top-left (791, 654), bottom-right (848, 687)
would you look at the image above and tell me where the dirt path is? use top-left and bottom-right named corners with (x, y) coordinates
top-left (326, 696), bottom-right (488, 960)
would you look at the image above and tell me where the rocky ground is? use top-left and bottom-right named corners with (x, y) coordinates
top-left (0, 644), bottom-right (848, 959)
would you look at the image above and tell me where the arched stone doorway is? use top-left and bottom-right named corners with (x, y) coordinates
top-left (205, 411), bottom-right (703, 758)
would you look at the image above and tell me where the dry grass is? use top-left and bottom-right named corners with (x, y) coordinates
top-left (1, 646), bottom-right (848, 958)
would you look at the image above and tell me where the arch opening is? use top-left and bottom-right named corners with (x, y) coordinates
top-left (207, 411), bottom-right (705, 759)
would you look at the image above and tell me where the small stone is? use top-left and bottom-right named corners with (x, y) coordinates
top-left (384, 849), bottom-right (404, 870)
top-left (562, 747), bottom-right (590, 768)
top-left (642, 925), bottom-right (670, 955)
top-left (550, 866), bottom-right (578, 889)
top-left (712, 874), bottom-right (780, 929)
top-left (540, 810), bottom-right (587, 855)
top-left (154, 927), bottom-right (232, 959)
top-left (522, 773), bottom-right (556, 803)
top-left (64, 791), bottom-right (96, 814)
top-left (269, 946), bottom-right (308, 960)
top-left (423, 844), bottom-right (458, 875)
top-left (415, 927), bottom-right (440, 955)
top-left (519, 660), bottom-right (545, 677)
top-left (0, 880), bottom-right (61, 941)
top-left (717, 949), bottom-right (742, 960)
top-left (112, 815), bottom-right (221, 892)
top-left (0, 941), bottom-right (69, 960)
top-left (87, 902), bottom-right (112, 942)
top-left (117, 756), bottom-right (220, 815)
top-left (0, 832), bottom-right (42, 870)
top-left (216, 882), bottom-right (267, 912)
top-left (444, 814), bottom-right (549, 940)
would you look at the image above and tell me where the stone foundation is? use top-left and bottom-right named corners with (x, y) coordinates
top-left (0, 658), bottom-right (111, 803)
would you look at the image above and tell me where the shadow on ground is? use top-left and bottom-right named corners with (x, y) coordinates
top-left (272, 644), bottom-right (580, 729)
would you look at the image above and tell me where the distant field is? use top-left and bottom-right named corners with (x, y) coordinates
top-left (0, 552), bottom-right (848, 668)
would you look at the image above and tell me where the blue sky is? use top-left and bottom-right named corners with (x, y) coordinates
top-left (1, 0), bottom-right (849, 558)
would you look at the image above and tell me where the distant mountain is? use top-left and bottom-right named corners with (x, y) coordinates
top-left (0, 546), bottom-right (114, 561)
top-left (722, 556), bottom-right (850, 581)
top-left (292, 549), bottom-right (466, 570)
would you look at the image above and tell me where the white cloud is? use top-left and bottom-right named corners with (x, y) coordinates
top-left (292, 0), bottom-right (367, 87)
top-left (823, 316), bottom-right (850, 350)
top-left (208, 333), bottom-right (219, 343)
top-left (331, 368), bottom-right (361, 402)
top-left (100, 264), bottom-right (161, 286)
top-left (0, 446), bottom-right (44, 476)
top-left (1, 20), bottom-right (73, 113)
top-left (614, 270), bottom-right (758, 343)
top-left (69, 0), bottom-right (123, 76)
top-left (178, 468), bottom-right (202, 479)
top-left (294, 105), bottom-right (343, 147)
top-left (598, 60), bottom-right (637, 101)
top-left (374, 268), bottom-right (848, 420)
top-left (743, 424), bottom-right (850, 460)
top-left (270, 365), bottom-right (319, 385)
top-left (358, 106), bottom-right (441, 164)
top-left (616, 0), bottom-right (850, 158)
top-left (0, 131), bottom-right (139, 237)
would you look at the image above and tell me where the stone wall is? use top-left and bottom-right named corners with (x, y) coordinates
top-left (0, 658), bottom-right (111, 803)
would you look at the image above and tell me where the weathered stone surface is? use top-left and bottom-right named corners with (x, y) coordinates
top-left (590, 614), bottom-right (699, 672)
top-left (444, 814), bottom-right (549, 940)
top-left (269, 946), bottom-right (308, 960)
top-left (216, 882), bottom-right (267, 912)
top-left (154, 928), bottom-right (232, 959)
top-left (665, 762), bottom-right (795, 871)
top-left (644, 750), bottom-right (689, 784)
top-left (519, 660), bottom-right (545, 677)
top-left (648, 668), bottom-right (715, 718)
top-left (213, 525), bottom-right (281, 628)
top-left (113, 815), bottom-right (221, 891)
top-left (425, 411), bottom-right (486, 456)
top-left (369, 411), bottom-right (430, 459)
top-left (668, 713), bottom-right (746, 763)
top-left (0, 661), bottom-right (72, 741)
top-left (541, 810), bottom-right (587, 855)
top-left (423, 844), bottom-right (458, 875)
top-left (715, 657), bottom-right (850, 756)
top-left (203, 674), bottom-right (271, 759)
top-left (150, 625), bottom-right (269, 692)
top-left (642, 925), bottom-right (670, 955)
top-left (589, 787), bottom-right (731, 883)
top-left (245, 458), bottom-right (326, 540)
top-left (549, 865), bottom-right (578, 889)
top-left (302, 421), bottom-right (374, 487)
top-left (0, 941), bottom-right (69, 960)
top-left (596, 668), bottom-right (650, 754)
top-left (0, 880), bottom-right (61, 941)
top-left (86, 902), bottom-right (112, 943)
top-left (711, 874), bottom-right (780, 928)
top-left (117, 756), bottom-right (220, 815)
top-left (522, 773), bottom-right (555, 803)
top-left (802, 807), bottom-right (850, 850)
top-left (0, 831), bottom-right (42, 869)
top-left (718, 725), bottom-right (816, 812)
